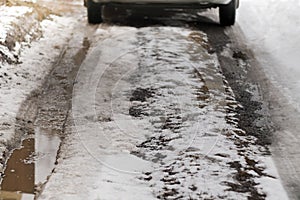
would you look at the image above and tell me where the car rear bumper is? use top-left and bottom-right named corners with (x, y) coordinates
top-left (92, 0), bottom-right (231, 6)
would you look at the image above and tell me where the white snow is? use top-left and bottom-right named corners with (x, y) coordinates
top-left (238, 0), bottom-right (300, 111)
top-left (256, 157), bottom-right (290, 200)
top-left (0, 6), bottom-right (33, 43)
top-left (39, 26), bottom-right (287, 199)
top-left (237, 1), bottom-right (300, 199)
top-left (0, 5), bottom-right (35, 62)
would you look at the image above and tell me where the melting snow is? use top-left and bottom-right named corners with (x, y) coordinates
top-left (39, 26), bottom-right (288, 199)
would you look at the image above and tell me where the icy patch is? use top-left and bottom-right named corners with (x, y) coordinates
top-left (35, 128), bottom-right (61, 184)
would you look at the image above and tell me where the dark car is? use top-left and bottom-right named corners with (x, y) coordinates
top-left (84, 0), bottom-right (239, 26)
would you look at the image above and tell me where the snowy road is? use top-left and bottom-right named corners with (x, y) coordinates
top-left (40, 24), bottom-right (286, 200)
top-left (0, 0), bottom-right (298, 199)
top-left (238, 1), bottom-right (300, 199)
top-left (37, 3), bottom-right (287, 200)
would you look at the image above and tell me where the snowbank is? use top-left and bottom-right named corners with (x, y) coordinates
top-left (0, 2), bottom-right (52, 64)
top-left (0, 7), bottom-right (79, 177)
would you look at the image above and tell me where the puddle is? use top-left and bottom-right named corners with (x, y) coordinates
top-left (0, 139), bottom-right (35, 200)
top-left (0, 128), bottom-right (60, 200)
top-left (35, 128), bottom-right (61, 184)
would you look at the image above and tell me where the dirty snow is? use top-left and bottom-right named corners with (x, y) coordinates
top-left (238, 1), bottom-right (300, 199)
top-left (0, 11), bottom-right (79, 179)
top-left (238, 0), bottom-right (300, 110)
top-left (38, 26), bottom-right (287, 199)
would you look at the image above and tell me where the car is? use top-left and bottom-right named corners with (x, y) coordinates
top-left (84, 0), bottom-right (239, 26)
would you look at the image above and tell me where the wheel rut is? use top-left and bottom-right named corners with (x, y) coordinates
top-left (0, 31), bottom-right (92, 199)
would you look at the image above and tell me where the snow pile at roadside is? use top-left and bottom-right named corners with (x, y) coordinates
top-left (0, 6), bottom-right (32, 43)
top-left (0, 5), bottom-right (34, 63)
top-left (0, 2), bottom-right (52, 64)
top-left (0, 13), bottom-right (78, 175)
top-left (39, 26), bottom-right (287, 200)
top-left (238, 0), bottom-right (300, 109)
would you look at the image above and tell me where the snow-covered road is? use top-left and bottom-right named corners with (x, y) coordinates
top-left (37, 25), bottom-right (287, 200)
top-left (1, 0), bottom-right (299, 199)
top-left (238, 0), bottom-right (300, 199)
top-left (238, 0), bottom-right (300, 106)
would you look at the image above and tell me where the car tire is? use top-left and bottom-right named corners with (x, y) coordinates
top-left (87, 0), bottom-right (103, 24)
top-left (219, 0), bottom-right (236, 26)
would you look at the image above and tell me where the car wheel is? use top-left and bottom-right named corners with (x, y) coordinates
top-left (87, 0), bottom-right (102, 24)
top-left (219, 0), bottom-right (236, 26)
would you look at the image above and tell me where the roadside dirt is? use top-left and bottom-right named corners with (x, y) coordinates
top-left (197, 23), bottom-right (277, 199)
top-left (198, 24), bottom-right (273, 146)
top-left (226, 27), bottom-right (300, 200)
